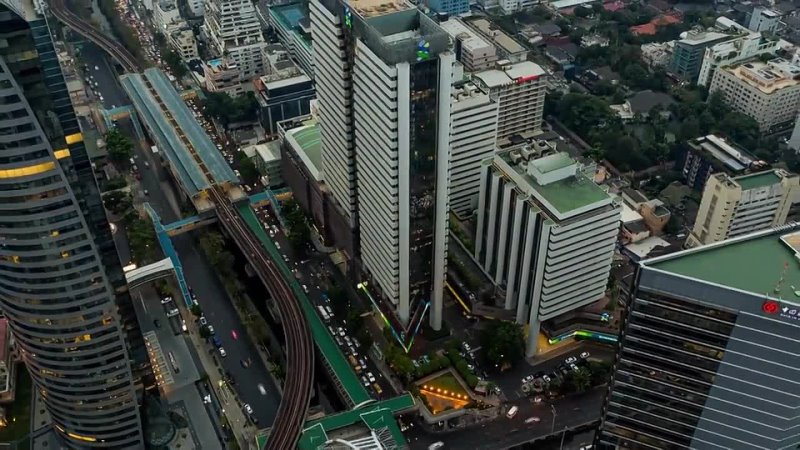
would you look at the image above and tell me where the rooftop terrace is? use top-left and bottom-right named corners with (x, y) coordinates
top-left (645, 225), bottom-right (800, 303)
top-left (285, 119), bottom-right (322, 181)
top-left (735, 170), bottom-right (783, 191)
top-left (727, 59), bottom-right (800, 94)
top-left (492, 150), bottom-right (613, 221)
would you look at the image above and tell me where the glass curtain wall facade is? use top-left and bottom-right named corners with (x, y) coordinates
top-left (0, 3), bottom-right (144, 448)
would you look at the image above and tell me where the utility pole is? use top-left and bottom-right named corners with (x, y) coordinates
top-left (560, 426), bottom-right (567, 449)
top-left (550, 403), bottom-right (557, 435)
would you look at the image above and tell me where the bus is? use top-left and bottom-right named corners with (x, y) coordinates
top-left (317, 305), bottom-right (330, 322)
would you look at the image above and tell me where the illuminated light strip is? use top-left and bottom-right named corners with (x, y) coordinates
top-left (65, 132), bottom-right (83, 145)
top-left (445, 282), bottom-right (471, 313)
top-left (548, 330), bottom-right (619, 345)
top-left (67, 432), bottom-right (97, 442)
top-left (357, 282), bottom-right (427, 353)
top-left (54, 149), bottom-right (71, 159)
top-left (0, 161), bottom-right (55, 179)
top-left (419, 389), bottom-right (470, 403)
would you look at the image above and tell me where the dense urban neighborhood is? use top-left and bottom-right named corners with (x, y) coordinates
top-left (0, 0), bottom-right (797, 448)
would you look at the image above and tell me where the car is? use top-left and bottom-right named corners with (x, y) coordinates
top-left (94, 65), bottom-right (99, 70)
top-left (367, 372), bottom-right (376, 383)
top-left (506, 406), bottom-right (519, 419)
top-left (153, 319), bottom-right (161, 329)
top-left (570, 363), bottom-right (580, 372)
top-left (160, 297), bottom-right (173, 304)
top-left (428, 443), bottom-right (444, 450)
top-left (525, 416), bottom-right (541, 424)
top-left (542, 375), bottom-right (551, 383)
top-left (231, 330), bottom-right (238, 340)
top-left (467, 364), bottom-right (475, 371)
top-left (580, 351), bottom-right (590, 359)
top-left (199, 317), bottom-right (207, 326)
top-left (244, 404), bottom-right (253, 415)
top-left (212, 336), bottom-right (222, 348)
top-left (302, 284), bottom-right (309, 293)
top-left (361, 377), bottom-right (370, 387)
top-left (522, 375), bottom-right (534, 384)
top-left (181, 320), bottom-right (188, 332)
top-left (462, 342), bottom-right (471, 351)
top-left (207, 325), bottom-right (215, 335)
top-left (257, 383), bottom-right (267, 395)
top-left (565, 356), bottom-right (578, 364)
top-left (241, 359), bottom-right (250, 368)
top-left (219, 347), bottom-right (227, 357)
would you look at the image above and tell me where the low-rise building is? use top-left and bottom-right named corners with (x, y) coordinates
top-left (641, 41), bottom-right (674, 69)
top-left (697, 30), bottom-right (780, 87)
top-left (203, 58), bottom-right (245, 96)
top-left (473, 60), bottom-right (546, 146)
top-left (244, 142), bottom-right (283, 187)
top-left (154, 0), bottom-right (180, 32)
top-left (428, 0), bottom-right (469, 16)
top-left (168, 25), bottom-right (199, 60)
top-left (469, 19), bottom-right (528, 62)
top-left (681, 134), bottom-right (767, 191)
top-left (254, 67), bottom-right (315, 136)
top-left (709, 58), bottom-right (800, 132)
top-left (669, 28), bottom-right (733, 80)
top-left (748, 6), bottom-right (782, 33)
top-left (449, 81), bottom-right (498, 218)
top-left (439, 19), bottom-right (497, 73)
top-left (610, 90), bottom-right (675, 122)
top-left (687, 169), bottom-right (800, 247)
top-left (475, 151), bottom-right (621, 356)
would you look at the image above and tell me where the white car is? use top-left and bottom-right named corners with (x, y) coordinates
top-left (207, 325), bottom-right (215, 335)
top-left (199, 317), bottom-right (207, 326)
top-left (522, 375), bottom-right (534, 384)
top-left (257, 383), bottom-right (267, 395)
top-left (244, 404), bottom-right (253, 415)
top-left (428, 443), bottom-right (444, 450)
top-left (565, 356), bottom-right (578, 364)
top-left (542, 375), bottom-right (551, 383)
top-left (525, 416), bottom-right (541, 424)
top-left (580, 351), bottom-right (590, 359)
top-left (367, 372), bottom-right (376, 383)
top-left (160, 297), bottom-right (173, 304)
top-left (219, 347), bottom-right (227, 357)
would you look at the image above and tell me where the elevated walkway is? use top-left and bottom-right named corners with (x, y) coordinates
top-left (256, 395), bottom-right (416, 450)
top-left (143, 203), bottom-right (193, 308)
top-left (163, 215), bottom-right (217, 236)
top-left (124, 257), bottom-right (174, 288)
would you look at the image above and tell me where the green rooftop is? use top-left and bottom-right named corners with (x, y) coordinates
top-left (646, 228), bottom-right (800, 302)
top-left (495, 151), bottom-right (612, 218)
top-left (735, 170), bottom-right (782, 191)
top-left (287, 120), bottom-right (322, 180)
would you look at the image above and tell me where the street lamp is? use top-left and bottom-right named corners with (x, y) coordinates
top-left (550, 403), bottom-right (557, 435)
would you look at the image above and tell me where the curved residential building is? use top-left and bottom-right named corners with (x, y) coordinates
top-left (0, 1), bottom-right (144, 448)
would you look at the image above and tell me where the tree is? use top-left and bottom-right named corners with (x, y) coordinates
top-left (566, 367), bottom-right (593, 393)
top-left (164, 48), bottom-right (188, 79)
top-left (202, 91), bottom-right (259, 126)
top-left (480, 320), bottom-right (525, 367)
top-left (587, 360), bottom-right (612, 386)
top-left (105, 128), bottom-right (134, 164)
top-left (199, 326), bottom-right (211, 339)
top-left (282, 200), bottom-right (310, 249)
top-left (237, 156), bottom-right (260, 184)
top-left (103, 190), bottom-right (132, 215)
top-left (199, 232), bottom-right (235, 271)
top-left (104, 177), bottom-right (128, 191)
top-left (190, 304), bottom-right (202, 316)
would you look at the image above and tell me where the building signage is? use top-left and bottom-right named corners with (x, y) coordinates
top-left (762, 299), bottom-right (800, 321)
top-left (515, 75), bottom-right (539, 84)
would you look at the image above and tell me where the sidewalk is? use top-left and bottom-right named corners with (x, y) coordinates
top-left (183, 310), bottom-right (256, 449)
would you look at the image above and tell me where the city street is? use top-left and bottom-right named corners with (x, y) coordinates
top-left (80, 45), bottom-right (282, 424)
top-left (403, 387), bottom-right (604, 450)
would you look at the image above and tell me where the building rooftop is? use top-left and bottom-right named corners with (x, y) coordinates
top-left (270, 2), bottom-right (307, 28)
top-left (735, 170), bottom-right (783, 190)
top-left (688, 134), bottom-right (759, 173)
top-left (348, 0), bottom-right (412, 18)
top-left (473, 61), bottom-right (545, 88)
top-left (285, 119), bottom-right (322, 180)
top-left (725, 58), bottom-right (800, 94)
top-left (493, 150), bottom-right (614, 220)
top-left (677, 29), bottom-right (730, 45)
top-left (550, 0), bottom-right (596, 9)
top-left (645, 225), bottom-right (800, 303)
top-left (439, 19), bottom-right (494, 53)
top-left (470, 19), bottom-right (526, 55)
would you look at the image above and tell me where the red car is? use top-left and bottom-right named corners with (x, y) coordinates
top-left (231, 330), bottom-right (238, 340)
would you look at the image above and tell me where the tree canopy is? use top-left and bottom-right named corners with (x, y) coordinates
top-left (105, 128), bottom-right (134, 164)
top-left (480, 320), bottom-right (525, 367)
top-left (202, 91), bottom-right (259, 126)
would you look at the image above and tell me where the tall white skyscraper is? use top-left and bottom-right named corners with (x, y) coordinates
top-left (310, 0), bottom-right (454, 328)
top-left (204, 0), bottom-right (266, 78)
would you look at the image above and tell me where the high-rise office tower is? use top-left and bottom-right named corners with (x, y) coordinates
top-left (0, 2), bottom-right (144, 447)
top-left (310, 0), bottom-right (454, 328)
top-left (475, 150), bottom-right (620, 356)
top-left (597, 224), bottom-right (800, 449)
top-left (204, 0), bottom-right (266, 79)
top-left (687, 169), bottom-right (799, 248)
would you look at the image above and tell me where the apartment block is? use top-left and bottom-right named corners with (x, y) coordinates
top-left (709, 58), bottom-right (800, 132)
top-left (204, 0), bottom-right (266, 78)
top-left (681, 134), bottom-right (766, 191)
top-left (254, 65), bottom-right (315, 135)
top-left (669, 29), bottom-right (731, 81)
top-left (427, 0), bottom-right (469, 16)
top-left (202, 58), bottom-right (245, 96)
top-left (449, 81), bottom-right (498, 218)
top-left (697, 30), bottom-right (779, 87)
top-left (168, 25), bottom-right (199, 60)
top-left (687, 169), bottom-right (799, 247)
top-left (154, 0), bottom-right (180, 31)
top-left (748, 7), bottom-right (782, 33)
top-left (475, 151), bottom-right (621, 356)
top-left (270, 3), bottom-right (315, 76)
top-left (439, 18), bottom-right (497, 73)
top-left (473, 60), bottom-right (546, 146)
top-left (597, 224), bottom-right (800, 449)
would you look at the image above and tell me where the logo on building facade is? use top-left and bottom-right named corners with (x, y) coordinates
top-left (762, 300), bottom-right (780, 314)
